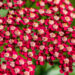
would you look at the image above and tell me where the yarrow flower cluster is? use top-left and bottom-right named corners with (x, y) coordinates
top-left (0, 0), bottom-right (75, 75)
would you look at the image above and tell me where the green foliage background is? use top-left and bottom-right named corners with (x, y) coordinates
top-left (0, 0), bottom-right (75, 75)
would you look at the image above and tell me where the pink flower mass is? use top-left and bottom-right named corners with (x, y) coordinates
top-left (0, 0), bottom-right (75, 75)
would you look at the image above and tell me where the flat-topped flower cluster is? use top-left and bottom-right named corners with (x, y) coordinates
top-left (0, 0), bottom-right (75, 75)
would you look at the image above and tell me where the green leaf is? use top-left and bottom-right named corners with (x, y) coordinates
top-left (0, 58), bottom-right (6, 64)
top-left (3, 43), bottom-right (8, 45)
top-left (45, 63), bottom-right (52, 71)
top-left (0, 46), bottom-right (4, 53)
top-left (47, 41), bottom-right (53, 45)
top-left (19, 24), bottom-right (29, 30)
top-left (54, 31), bottom-right (59, 33)
top-left (55, 11), bottom-right (62, 17)
top-left (39, 41), bottom-right (43, 44)
top-left (35, 49), bottom-right (40, 55)
top-left (31, 3), bottom-right (40, 9)
top-left (31, 33), bottom-right (34, 36)
top-left (32, 58), bottom-right (36, 65)
top-left (3, 0), bottom-right (14, 4)
top-left (66, 42), bottom-right (70, 46)
top-left (11, 0), bottom-right (14, 4)
top-left (44, 24), bottom-right (48, 27)
top-left (32, 29), bottom-right (36, 32)
top-left (17, 37), bottom-right (20, 41)
top-left (0, 9), bottom-right (8, 17)
top-left (35, 65), bottom-right (42, 75)
top-left (53, 59), bottom-right (60, 65)
top-left (15, 47), bottom-right (20, 52)
top-left (55, 11), bottom-right (60, 14)
top-left (26, 0), bottom-right (32, 7)
top-left (18, 54), bottom-right (27, 59)
top-left (32, 29), bottom-right (38, 33)
top-left (71, 19), bottom-right (75, 27)
top-left (3, 0), bottom-right (7, 3)
top-left (41, 16), bottom-right (47, 19)
top-left (4, 27), bottom-right (7, 31)
top-left (70, 0), bottom-right (75, 7)
top-left (69, 33), bottom-right (72, 38)
top-left (0, 43), bottom-right (8, 53)
top-left (63, 52), bottom-right (71, 58)
top-left (45, 5), bottom-right (49, 9)
top-left (15, 47), bottom-right (27, 59)
top-left (28, 49), bottom-right (32, 52)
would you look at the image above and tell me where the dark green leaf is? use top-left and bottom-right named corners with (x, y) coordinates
top-left (45, 5), bottom-right (49, 9)
top-left (15, 47), bottom-right (20, 52)
top-left (3, 43), bottom-right (8, 45)
top-left (71, 19), bottom-right (75, 27)
top-left (39, 41), bottom-right (43, 44)
top-left (26, 0), bottom-right (32, 7)
top-left (47, 41), bottom-right (53, 45)
top-left (18, 54), bottom-right (27, 59)
top-left (32, 58), bottom-right (36, 65)
top-left (70, 0), bottom-right (75, 7)
top-left (4, 27), bottom-right (7, 31)
top-left (35, 49), bottom-right (40, 55)
top-left (41, 16), bottom-right (47, 19)
top-left (3, 0), bottom-right (7, 3)
top-left (31, 3), bottom-right (40, 9)
top-left (66, 42), bottom-right (70, 46)
top-left (11, 0), bottom-right (14, 4)
top-left (28, 49), bottom-right (32, 52)
top-left (0, 46), bottom-right (4, 53)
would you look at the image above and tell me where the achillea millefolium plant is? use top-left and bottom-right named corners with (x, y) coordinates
top-left (0, 0), bottom-right (75, 75)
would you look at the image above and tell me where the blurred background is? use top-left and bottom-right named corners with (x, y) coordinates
top-left (35, 62), bottom-right (75, 75)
